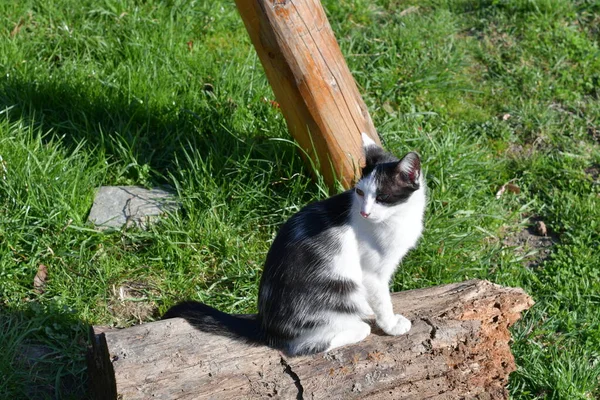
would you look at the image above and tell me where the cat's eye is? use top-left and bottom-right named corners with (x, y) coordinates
top-left (376, 193), bottom-right (390, 202)
top-left (355, 188), bottom-right (364, 196)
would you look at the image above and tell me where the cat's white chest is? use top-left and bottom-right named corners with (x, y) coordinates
top-left (354, 209), bottom-right (424, 275)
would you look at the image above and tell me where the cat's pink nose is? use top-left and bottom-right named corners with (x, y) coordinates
top-left (360, 211), bottom-right (370, 218)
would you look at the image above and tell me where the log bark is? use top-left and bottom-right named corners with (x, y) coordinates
top-left (234, 0), bottom-right (380, 190)
top-left (87, 280), bottom-right (533, 399)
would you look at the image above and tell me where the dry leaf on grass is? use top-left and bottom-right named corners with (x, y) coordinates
top-left (496, 182), bottom-right (521, 199)
top-left (33, 264), bottom-right (48, 294)
top-left (399, 6), bottom-right (419, 17)
top-left (382, 102), bottom-right (394, 114)
top-left (10, 18), bottom-right (24, 38)
top-left (534, 220), bottom-right (548, 236)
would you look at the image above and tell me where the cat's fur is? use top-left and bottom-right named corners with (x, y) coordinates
top-left (163, 133), bottom-right (426, 356)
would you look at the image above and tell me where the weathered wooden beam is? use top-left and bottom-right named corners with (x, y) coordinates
top-left (234, 0), bottom-right (380, 189)
top-left (87, 280), bottom-right (533, 399)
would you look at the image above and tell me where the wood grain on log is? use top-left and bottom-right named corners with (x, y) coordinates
top-left (234, 0), bottom-right (380, 190)
top-left (88, 280), bottom-right (533, 399)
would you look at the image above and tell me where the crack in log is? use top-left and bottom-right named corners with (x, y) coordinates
top-left (421, 317), bottom-right (437, 340)
top-left (280, 357), bottom-right (304, 399)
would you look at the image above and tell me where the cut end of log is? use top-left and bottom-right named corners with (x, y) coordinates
top-left (86, 327), bottom-right (117, 400)
top-left (88, 280), bottom-right (533, 399)
top-left (457, 282), bottom-right (534, 393)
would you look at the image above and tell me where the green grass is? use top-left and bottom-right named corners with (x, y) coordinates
top-left (1, 0), bottom-right (599, 398)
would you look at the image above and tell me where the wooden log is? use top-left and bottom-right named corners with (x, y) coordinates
top-left (234, 0), bottom-right (380, 190)
top-left (87, 280), bottom-right (533, 399)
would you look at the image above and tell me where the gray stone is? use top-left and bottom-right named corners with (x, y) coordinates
top-left (88, 186), bottom-right (180, 230)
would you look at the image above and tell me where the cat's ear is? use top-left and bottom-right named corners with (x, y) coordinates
top-left (361, 132), bottom-right (386, 168)
top-left (396, 152), bottom-right (421, 189)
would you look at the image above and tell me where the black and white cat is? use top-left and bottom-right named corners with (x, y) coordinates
top-left (164, 133), bottom-right (426, 356)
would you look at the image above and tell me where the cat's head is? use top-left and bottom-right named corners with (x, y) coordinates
top-left (354, 133), bottom-right (422, 222)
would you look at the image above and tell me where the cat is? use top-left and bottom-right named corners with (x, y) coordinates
top-left (163, 133), bottom-right (426, 356)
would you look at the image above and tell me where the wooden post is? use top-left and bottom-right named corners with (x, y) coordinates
top-left (234, 0), bottom-right (380, 190)
top-left (87, 280), bottom-right (534, 399)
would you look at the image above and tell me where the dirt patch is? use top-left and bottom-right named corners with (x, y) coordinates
top-left (107, 279), bottom-right (160, 326)
top-left (503, 217), bottom-right (558, 268)
top-left (505, 143), bottom-right (535, 159)
top-left (585, 164), bottom-right (600, 183)
top-left (504, 134), bottom-right (552, 159)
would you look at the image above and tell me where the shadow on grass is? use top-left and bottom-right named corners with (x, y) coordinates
top-left (0, 77), bottom-right (302, 188)
top-left (0, 303), bottom-right (90, 399)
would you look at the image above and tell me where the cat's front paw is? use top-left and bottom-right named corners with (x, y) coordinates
top-left (378, 314), bottom-right (412, 336)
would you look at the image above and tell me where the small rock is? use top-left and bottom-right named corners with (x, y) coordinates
top-left (88, 186), bottom-right (180, 230)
